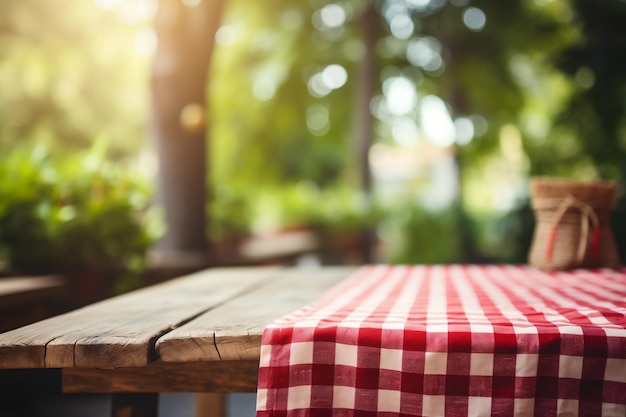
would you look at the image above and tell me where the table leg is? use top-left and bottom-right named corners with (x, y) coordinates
top-left (111, 393), bottom-right (159, 417)
top-left (194, 393), bottom-right (224, 417)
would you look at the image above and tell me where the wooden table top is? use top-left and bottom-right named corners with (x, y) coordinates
top-left (0, 267), bottom-right (354, 370)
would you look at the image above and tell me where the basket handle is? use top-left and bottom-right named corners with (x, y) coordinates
top-left (545, 194), bottom-right (601, 265)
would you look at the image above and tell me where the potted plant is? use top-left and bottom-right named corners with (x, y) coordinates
top-left (0, 145), bottom-right (162, 308)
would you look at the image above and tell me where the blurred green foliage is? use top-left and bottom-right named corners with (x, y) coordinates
top-left (0, 0), bottom-right (150, 156)
top-left (3, 0), bottom-right (626, 268)
top-left (0, 143), bottom-right (162, 292)
top-left (209, 0), bottom-right (362, 189)
top-left (206, 0), bottom-right (595, 263)
top-left (379, 202), bottom-right (463, 264)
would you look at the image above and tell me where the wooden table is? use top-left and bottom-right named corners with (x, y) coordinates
top-left (0, 267), bottom-right (354, 417)
top-left (0, 275), bottom-right (66, 333)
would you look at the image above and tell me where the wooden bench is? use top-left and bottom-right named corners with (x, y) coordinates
top-left (0, 275), bottom-right (65, 333)
top-left (0, 267), bottom-right (354, 416)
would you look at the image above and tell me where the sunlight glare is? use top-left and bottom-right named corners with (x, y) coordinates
top-left (93, 0), bottom-right (122, 8)
top-left (118, 0), bottom-right (156, 23)
top-left (135, 29), bottom-right (157, 56)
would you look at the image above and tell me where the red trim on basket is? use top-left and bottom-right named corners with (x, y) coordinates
top-left (591, 226), bottom-right (601, 263)
top-left (545, 225), bottom-right (558, 264)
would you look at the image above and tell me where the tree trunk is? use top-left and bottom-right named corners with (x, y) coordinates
top-left (352, 3), bottom-right (379, 262)
top-left (151, 0), bottom-right (225, 269)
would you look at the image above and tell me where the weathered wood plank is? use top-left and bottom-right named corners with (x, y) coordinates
top-left (62, 360), bottom-right (260, 393)
top-left (156, 267), bottom-right (356, 362)
top-left (0, 275), bottom-right (66, 333)
top-left (0, 268), bottom-right (278, 369)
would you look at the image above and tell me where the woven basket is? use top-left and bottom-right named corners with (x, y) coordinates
top-left (528, 177), bottom-right (620, 270)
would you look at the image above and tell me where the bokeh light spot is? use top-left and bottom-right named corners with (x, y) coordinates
top-left (463, 7), bottom-right (486, 31)
top-left (390, 14), bottom-right (414, 40)
top-left (320, 4), bottom-right (346, 28)
top-left (454, 117), bottom-right (474, 145)
top-left (407, 0), bottom-right (431, 11)
top-left (179, 103), bottom-right (205, 134)
top-left (407, 37), bottom-right (443, 73)
top-left (575, 66), bottom-right (595, 89)
top-left (322, 64), bottom-right (348, 89)
top-left (383, 76), bottom-right (417, 116)
top-left (252, 79), bottom-right (277, 102)
top-left (215, 25), bottom-right (238, 47)
top-left (306, 104), bottom-right (331, 136)
top-left (308, 73), bottom-right (332, 98)
top-left (470, 114), bottom-right (489, 137)
top-left (421, 95), bottom-right (456, 147)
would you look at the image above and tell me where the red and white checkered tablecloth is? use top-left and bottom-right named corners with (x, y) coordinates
top-left (256, 265), bottom-right (626, 417)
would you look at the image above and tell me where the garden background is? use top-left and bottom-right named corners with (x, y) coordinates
top-left (2, 0), bottom-right (626, 305)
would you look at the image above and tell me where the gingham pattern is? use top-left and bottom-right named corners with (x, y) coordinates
top-left (256, 265), bottom-right (626, 417)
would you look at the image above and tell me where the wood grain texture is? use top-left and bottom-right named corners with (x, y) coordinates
top-left (0, 268), bottom-right (278, 369)
top-left (156, 267), bottom-right (356, 362)
top-left (62, 360), bottom-right (260, 393)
